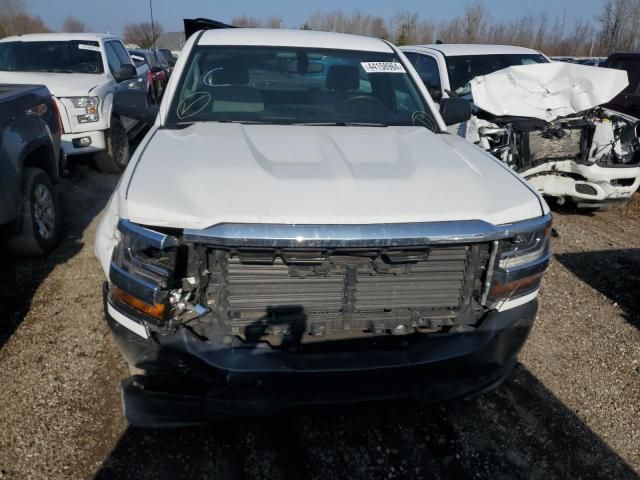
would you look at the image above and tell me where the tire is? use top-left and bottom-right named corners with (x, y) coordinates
top-left (6, 167), bottom-right (61, 256)
top-left (94, 118), bottom-right (130, 173)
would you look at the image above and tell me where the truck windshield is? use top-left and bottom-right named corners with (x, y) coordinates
top-left (446, 53), bottom-right (548, 96)
top-left (168, 46), bottom-right (438, 130)
top-left (0, 40), bottom-right (105, 74)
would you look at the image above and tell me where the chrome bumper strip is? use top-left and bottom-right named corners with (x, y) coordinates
top-left (181, 214), bottom-right (553, 248)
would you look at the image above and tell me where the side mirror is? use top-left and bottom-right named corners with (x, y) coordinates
top-left (113, 84), bottom-right (159, 124)
top-left (439, 97), bottom-right (472, 126)
top-left (114, 64), bottom-right (137, 83)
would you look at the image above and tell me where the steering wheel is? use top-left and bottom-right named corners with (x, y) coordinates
top-left (341, 95), bottom-right (388, 113)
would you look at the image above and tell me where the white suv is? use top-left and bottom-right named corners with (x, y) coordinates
top-left (0, 33), bottom-right (145, 172)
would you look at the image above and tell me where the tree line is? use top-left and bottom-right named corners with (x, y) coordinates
top-left (234, 0), bottom-right (640, 57)
top-left (2, 0), bottom-right (640, 56)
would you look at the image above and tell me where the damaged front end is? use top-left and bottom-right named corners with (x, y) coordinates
top-left (466, 62), bottom-right (640, 207)
top-left (104, 216), bottom-right (550, 424)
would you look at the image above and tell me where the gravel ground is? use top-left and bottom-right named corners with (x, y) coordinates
top-left (0, 164), bottom-right (639, 480)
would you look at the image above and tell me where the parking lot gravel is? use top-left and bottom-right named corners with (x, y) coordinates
top-left (0, 164), bottom-right (639, 480)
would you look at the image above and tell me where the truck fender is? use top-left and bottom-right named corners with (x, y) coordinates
top-left (103, 91), bottom-right (115, 129)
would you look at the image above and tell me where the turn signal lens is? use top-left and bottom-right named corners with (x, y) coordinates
top-left (110, 286), bottom-right (166, 320)
top-left (489, 273), bottom-right (544, 299)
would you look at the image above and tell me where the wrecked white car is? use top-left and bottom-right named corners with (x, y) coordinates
top-left (401, 45), bottom-right (640, 208)
top-left (468, 62), bottom-right (640, 207)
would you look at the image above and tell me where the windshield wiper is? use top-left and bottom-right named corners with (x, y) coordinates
top-left (293, 121), bottom-right (389, 127)
top-left (28, 68), bottom-right (76, 73)
top-left (216, 118), bottom-right (297, 125)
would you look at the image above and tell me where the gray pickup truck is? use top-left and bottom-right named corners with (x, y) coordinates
top-left (0, 84), bottom-right (63, 255)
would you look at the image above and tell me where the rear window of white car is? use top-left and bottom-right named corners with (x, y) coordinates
top-left (167, 46), bottom-right (438, 131)
top-left (0, 40), bottom-right (105, 74)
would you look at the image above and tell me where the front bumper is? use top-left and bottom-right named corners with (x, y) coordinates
top-left (61, 130), bottom-right (107, 156)
top-left (104, 287), bottom-right (538, 427)
top-left (524, 160), bottom-right (640, 207)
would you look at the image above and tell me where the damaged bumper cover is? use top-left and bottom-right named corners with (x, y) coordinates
top-left (104, 284), bottom-right (537, 427)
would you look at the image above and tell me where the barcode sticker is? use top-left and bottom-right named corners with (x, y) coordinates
top-left (78, 44), bottom-right (101, 52)
top-left (361, 62), bottom-right (406, 73)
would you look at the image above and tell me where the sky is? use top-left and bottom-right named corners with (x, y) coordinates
top-left (26, 0), bottom-right (605, 35)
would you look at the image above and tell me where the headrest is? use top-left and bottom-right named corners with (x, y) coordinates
top-left (204, 58), bottom-right (249, 85)
top-left (326, 65), bottom-right (360, 91)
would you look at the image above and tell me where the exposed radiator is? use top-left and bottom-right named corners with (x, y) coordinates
top-left (205, 244), bottom-right (490, 338)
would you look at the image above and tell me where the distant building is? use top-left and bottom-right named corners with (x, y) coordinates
top-left (156, 32), bottom-right (186, 51)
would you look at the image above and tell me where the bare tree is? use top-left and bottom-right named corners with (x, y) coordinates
top-left (123, 21), bottom-right (163, 48)
top-left (236, 1), bottom-right (640, 57)
top-left (391, 12), bottom-right (418, 45)
top-left (265, 17), bottom-right (283, 29)
top-left (462, 1), bottom-right (489, 42)
top-left (0, 0), bottom-right (26, 16)
top-left (1, 13), bottom-right (49, 38)
top-left (0, 0), bottom-right (43, 38)
top-left (231, 15), bottom-right (262, 28)
top-left (305, 10), bottom-right (389, 38)
top-left (62, 16), bottom-right (87, 33)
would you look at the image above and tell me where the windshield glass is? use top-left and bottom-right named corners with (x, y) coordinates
top-left (0, 40), bottom-right (105, 74)
top-left (167, 46), bottom-right (438, 130)
top-left (446, 53), bottom-right (548, 96)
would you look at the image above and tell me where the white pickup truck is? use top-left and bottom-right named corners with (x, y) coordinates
top-left (400, 44), bottom-right (640, 208)
top-left (0, 33), bottom-right (145, 173)
top-left (95, 28), bottom-right (552, 427)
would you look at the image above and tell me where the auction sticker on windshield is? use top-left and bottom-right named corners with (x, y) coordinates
top-left (78, 44), bottom-right (101, 52)
top-left (361, 62), bottom-right (406, 73)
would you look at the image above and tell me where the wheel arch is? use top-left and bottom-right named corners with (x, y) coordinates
top-left (22, 142), bottom-right (59, 184)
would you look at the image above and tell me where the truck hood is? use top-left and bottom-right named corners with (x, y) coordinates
top-left (0, 71), bottom-right (104, 97)
top-left (470, 62), bottom-right (629, 122)
top-left (123, 123), bottom-right (544, 229)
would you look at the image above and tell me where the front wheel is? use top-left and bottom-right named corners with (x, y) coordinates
top-left (6, 167), bottom-right (61, 256)
top-left (94, 118), bottom-right (130, 173)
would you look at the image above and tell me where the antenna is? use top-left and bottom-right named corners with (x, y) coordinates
top-left (149, 0), bottom-right (156, 53)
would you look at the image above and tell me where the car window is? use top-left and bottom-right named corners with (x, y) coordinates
top-left (168, 46), bottom-right (438, 131)
top-left (445, 53), bottom-right (549, 96)
top-left (153, 51), bottom-right (168, 67)
top-left (413, 54), bottom-right (442, 101)
top-left (0, 40), bottom-right (105, 74)
top-left (403, 52), bottom-right (417, 64)
top-left (104, 42), bottom-right (125, 75)
top-left (415, 55), bottom-right (441, 89)
top-left (111, 41), bottom-right (132, 67)
top-left (607, 58), bottom-right (640, 95)
top-left (129, 51), bottom-right (147, 68)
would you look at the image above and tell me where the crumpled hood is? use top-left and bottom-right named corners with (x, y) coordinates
top-left (0, 71), bottom-right (103, 97)
top-left (470, 63), bottom-right (629, 122)
top-left (123, 123), bottom-right (543, 229)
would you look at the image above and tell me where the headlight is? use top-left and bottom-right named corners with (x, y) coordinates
top-left (68, 96), bottom-right (99, 108)
top-left (65, 96), bottom-right (100, 123)
top-left (109, 220), bottom-right (178, 321)
top-left (486, 220), bottom-right (552, 306)
top-left (498, 225), bottom-right (551, 270)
